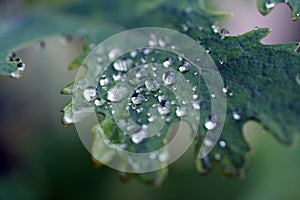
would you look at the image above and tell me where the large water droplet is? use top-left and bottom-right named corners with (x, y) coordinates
top-left (107, 85), bottom-right (128, 102)
top-left (219, 140), bottom-right (226, 148)
top-left (145, 80), bottom-right (160, 92)
top-left (83, 86), bottom-right (98, 102)
top-left (157, 101), bottom-right (171, 115)
top-left (162, 71), bottom-right (176, 85)
top-left (113, 59), bottom-right (132, 72)
top-left (131, 93), bottom-right (145, 105)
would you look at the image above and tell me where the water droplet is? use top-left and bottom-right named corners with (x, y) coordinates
top-left (265, 2), bottom-right (275, 9)
top-left (192, 101), bottom-right (202, 110)
top-left (145, 80), bottom-right (160, 92)
top-left (131, 93), bottom-right (145, 105)
top-left (193, 94), bottom-right (198, 100)
top-left (94, 98), bottom-right (106, 107)
top-left (198, 26), bottom-right (204, 31)
top-left (112, 73), bottom-right (122, 81)
top-left (182, 23), bottom-right (189, 32)
top-left (172, 85), bottom-right (178, 91)
top-left (10, 70), bottom-right (22, 79)
top-left (135, 67), bottom-right (148, 79)
top-left (149, 152), bottom-right (157, 159)
top-left (214, 153), bottom-right (221, 160)
top-left (83, 86), bottom-right (98, 102)
top-left (148, 33), bottom-right (158, 47)
top-left (130, 51), bottom-right (137, 58)
top-left (158, 151), bottom-right (169, 162)
top-left (232, 109), bottom-right (242, 120)
top-left (136, 107), bottom-right (144, 113)
top-left (179, 62), bottom-right (190, 72)
top-left (176, 107), bottom-right (187, 117)
top-left (220, 28), bottom-right (230, 37)
top-left (162, 71), bottom-right (176, 85)
top-left (219, 140), bottom-right (226, 148)
top-left (211, 93), bottom-right (216, 98)
top-left (158, 95), bottom-right (166, 103)
top-left (96, 57), bottom-right (103, 64)
top-left (107, 85), bottom-right (128, 102)
top-left (108, 48), bottom-right (121, 61)
top-left (206, 48), bottom-right (212, 54)
top-left (163, 57), bottom-right (172, 68)
top-left (16, 62), bottom-right (26, 71)
top-left (113, 59), bottom-right (132, 72)
top-left (157, 101), bottom-right (171, 115)
top-left (204, 116), bottom-right (217, 130)
top-left (296, 73), bottom-right (300, 85)
top-left (148, 115), bottom-right (156, 122)
top-left (222, 87), bottom-right (228, 93)
top-left (204, 138), bottom-right (213, 147)
top-left (211, 24), bottom-right (220, 33)
top-left (131, 125), bottom-right (148, 144)
top-left (99, 77), bottom-right (111, 86)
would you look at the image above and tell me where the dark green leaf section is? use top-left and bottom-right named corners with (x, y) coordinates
top-left (257, 0), bottom-right (300, 20)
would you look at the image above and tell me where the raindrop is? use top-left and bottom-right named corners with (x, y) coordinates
top-left (131, 125), bottom-right (148, 144)
top-left (232, 109), bottom-right (242, 120)
top-left (113, 59), bottom-right (132, 72)
top-left (112, 73), bottom-right (122, 81)
top-left (222, 87), bottom-right (228, 93)
top-left (182, 23), bottom-right (189, 32)
top-left (148, 33), bottom-right (158, 47)
top-left (214, 153), bottom-right (221, 160)
top-left (94, 98), bottom-right (106, 107)
top-left (131, 93), bottom-right (145, 105)
top-left (83, 86), bottom-right (98, 102)
top-left (16, 62), bottom-right (26, 71)
top-left (10, 70), bottom-right (22, 79)
top-left (219, 140), bottom-right (226, 148)
top-left (162, 71), bottom-right (176, 85)
top-left (158, 95), bottom-right (166, 103)
top-left (211, 24), bottom-right (220, 33)
top-left (157, 101), bottom-right (171, 115)
top-left (179, 62), bottom-right (190, 72)
top-left (172, 85), bottom-right (178, 91)
top-left (149, 152), bottom-right (157, 160)
top-left (136, 107), bottom-right (144, 113)
top-left (204, 116), bottom-right (217, 130)
top-left (130, 51), bottom-right (137, 58)
top-left (148, 115), bottom-right (156, 122)
top-left (296, 73), bottom-right (300, 85)
top-left (108, 48), bottom-right (121, 61)
top-left (99, 77), bottom-right (111, 86)
top-left (163, 57), bottom-right (172, 68)
top-left (107, 85), bottom-right (128, 102)
top-left (158, 151), bottom-right (169, 162)
top-left (211, 93), bottom-right (216, 98)
top-left (220, 28), bottom-right (230, 37)
top-left (193, 94), bottom-right (198, 100)
top-left (176, 107), bottom-right (187, 117)
top-left (145, 80), bottom-right (160, 92)
top-left (204, 138), bottom-right (213, 147)
top-left (265, 2), bottom-right (275, 9)
top-left (192, 101), bottom-right (202, 110)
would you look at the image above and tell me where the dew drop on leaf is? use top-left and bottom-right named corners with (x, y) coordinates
top-left (113, 59), bottom-right (132, 72)
top-left (163, 57), bottom-right (172, 68)
top-left (176, 106), bottom-right (187, 117)
top-left (157, 101), bottom-right (171, 115)
top-left (145, 80), bottom-right (160, 92)
top-left (83, 86), bottom-right (98, 102)
top-left (107, 85), bottom-right (128, 102)
top-left (219, 140), bottom-right (226, 148)
top-left (192, 101), bottom-right (202, 110)
top-left (265, 2), bottom-right (276, 9)
top-left (94, 98), bottom-right (106, 107)
top-left (99, 77), bottom-right (111, 86)
top-left (131, 93), bottom-right (145, 105)
top-left (232, 109), bottom-right (242, 120)
top-left (179, 62), bottom-right (190, 72)
top-left (162, 71), bottom-right (176, 85)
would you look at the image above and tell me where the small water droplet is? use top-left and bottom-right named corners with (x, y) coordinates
top-left (211, 93), bottom-right (216, 98)
top-left (220, 28), bottom-right (230, 37)
top-left (83, 86), bottom-right (98, 102)
top-left (10, 70), bottom-right (22, 79)
top-left (295, 73), bottom-right (300, 85)
top-left (232, 109), bottom-right (242, 120)
top-left (94, 98), bottom-right (106, 107)
top-left (204, 116), bottom-right (217, 130)
top-left (158, 151), bottom-right (169, 162)
top-left (179, 62), bottom-right (190, 72)
top-left (219, 140), bottom-right (226, 148)
top-left (131, 93), bottom-right (145, 105)
top-left (206, 48), bottom-right (212, 54)
top-left (222, 87), bottom-right (228, 93)
top-left (99, 77), bottom-right (111, 86)
top-left (204, 138), bottom-right (213, 147)
top-left (148, 33), bottom-right (158, 47)
top-left (112, 73), bottom-right (122, 81)
top-left (163, 57), bottom-right (172, 68)
top-left (107, 85), bottom-right (128, 102)
top-left (214, 153), bottom-right (221, 160)
top-left (162, 71), bottom-right (176, 85)
top-left (211, 24), bottom-right (220, 33)
top-left (193, 94), bottom-right (198, 100)
top-left (136, 107), bottom-right (144, 113)
top-left (131, 126), bottom-right (148, 144)
top-left (108, 48), bottom-right (121, 61)
top-left (182, 23), bottom-right (189, 32)
top-left (149, 152), bottom-right (157, 159)
top-left (158, 95), bottom-right (166, 103)
top-left (145, 80), bottom-right (160, 92)
top-left (265, 2), bottom-right (275, 9)
top-left (130, 51), bottom-right (137, 58)
top-left (157, 101), bottom-right (171, 115)
top-left (176, 107), bottom-right (187, 117)
top-left (192, 101), bottom-right (202, 110)
top-left (113, 59), bottom-right (132, 72)
top-left (148, 115), bottom-right (156, 122)
top-left (16, 62), bottom-right (26, 71)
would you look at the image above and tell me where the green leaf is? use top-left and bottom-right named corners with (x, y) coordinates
top-left (257, 0), bottom-right (300, 20)
top-left (61, 0), bottom-right (300, 183)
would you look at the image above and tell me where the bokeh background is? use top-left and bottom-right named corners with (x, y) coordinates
top-left (0, 0), bottom-right (300, 199)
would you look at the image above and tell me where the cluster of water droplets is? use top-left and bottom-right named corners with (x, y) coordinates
top-left (8, 52), bottom-right (26, 79)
